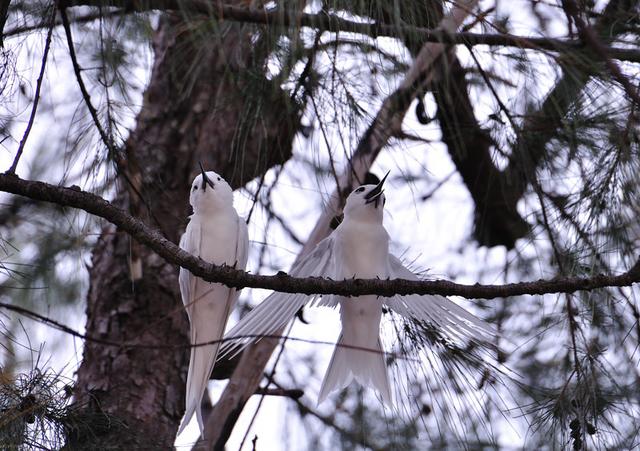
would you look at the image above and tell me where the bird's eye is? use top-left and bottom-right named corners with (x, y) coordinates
top-left (355, 187), bottom-right (365, 193)
top-left (217, 176), bottom-right (221, 181)
top-left (192, 186), bottom-right (197, 191)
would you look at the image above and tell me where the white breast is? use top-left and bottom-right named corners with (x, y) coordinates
top-left (192, 211), bottom-right (240, 264)
top-left (334, 219), bottom-right (390, 279)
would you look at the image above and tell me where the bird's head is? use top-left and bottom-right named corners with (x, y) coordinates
top-left (343, 172), bottom-right (389, 222)
top-left (189, 163), bottom-right (234, 214)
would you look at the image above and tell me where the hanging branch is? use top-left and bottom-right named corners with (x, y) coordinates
top-left (5, 7), bottom-right (56, 175)
top-left (59, 6), bottom-right (115, 155)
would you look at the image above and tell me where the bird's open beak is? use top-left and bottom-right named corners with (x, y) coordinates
top-left (199, 162), bottom-right (215, 191)
top-left (364, 171), bottom-right (389, 208)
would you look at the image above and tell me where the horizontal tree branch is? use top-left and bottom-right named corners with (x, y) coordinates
top-left (1, 173), bottom-right (639, 300)
top-left (3, 9), bottom-right (123, 38)
top-left (60, 0), bottom-right (640, 63)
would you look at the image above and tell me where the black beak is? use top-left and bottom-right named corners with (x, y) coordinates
top-left (199, 162), bottom-right (215, 191)
top-left (364, 171), bottom-right (389, 207)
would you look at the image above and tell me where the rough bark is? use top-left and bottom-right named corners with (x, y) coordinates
top-left (70, 10), bottom-right (301, 448)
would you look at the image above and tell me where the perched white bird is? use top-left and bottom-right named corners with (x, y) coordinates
top-left (220, 173), bottom-right (497, 406)
top-left (177, 165), bottom-right (249, 436)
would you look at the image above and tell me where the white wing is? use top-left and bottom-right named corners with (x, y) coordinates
top-left (213, 215), bottom-right (249, 344)
top-left (178, 215), bottom-right (247, 319)
top-left (220, 234), bottom-right (338, 358)
top-left (235, 216), bottom-right (249, 272)
top-left (179, 218), bottom-right (201, 322)
top-left (383, 256), bottom-right (497, 347)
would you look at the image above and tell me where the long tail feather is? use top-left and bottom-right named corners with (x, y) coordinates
top-left (178, 332), bottom-right (220, 435)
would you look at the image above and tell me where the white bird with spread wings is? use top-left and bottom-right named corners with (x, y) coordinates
top-left (220, 173), bottom-right (496, 405)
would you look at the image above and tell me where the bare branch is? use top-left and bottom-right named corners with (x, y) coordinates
top-left (254, 387), bottom-right (304, 399)
top-left (0, 300), bottom-right (418, 353)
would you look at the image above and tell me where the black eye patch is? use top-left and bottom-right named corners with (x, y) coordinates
top-left (355, 187), bottom-right (366, 193)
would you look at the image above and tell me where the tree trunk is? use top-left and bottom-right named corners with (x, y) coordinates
top-left (70, 12), bottom-right (301, 448)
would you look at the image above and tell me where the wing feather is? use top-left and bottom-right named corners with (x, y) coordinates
top-left (383, 256), bottom-right (497, 346)
top-left (220, 235), bottom-right (337, 357)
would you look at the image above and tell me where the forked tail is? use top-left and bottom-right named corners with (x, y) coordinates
top-left (318, 335), bottom-right (392, 406)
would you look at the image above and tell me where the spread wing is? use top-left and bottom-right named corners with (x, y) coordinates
top-left (383, 256), bottom-right (497, 347)
top-left (220, 234), bottom-right (338, 358)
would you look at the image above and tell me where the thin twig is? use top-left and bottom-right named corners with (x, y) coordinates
top-left (420, 171), bottom-right (456, 202)
top-left (466, 45), bottom-right (519, 131)
top-left (0, 300), bottom-right (417, 355)
top-left (59, 4), bottom-right (164, 236)
top-left (279, 376), bottom-right (384, 451)
top-left (535, 185), bottom-right (582, 376)
top-left (254, 386), bottom-right (303, 399)
top-left (59, 6), bottom-right (115, 155)
top-left (236, 322), bottom-right (293, 450)
top-left (5, 7), bottom-right (55, 175)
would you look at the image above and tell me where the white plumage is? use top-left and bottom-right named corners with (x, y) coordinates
top-left (177, 167), bottom-right (248, 436)
top-left (221, 174), bottom-right (496, 405)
